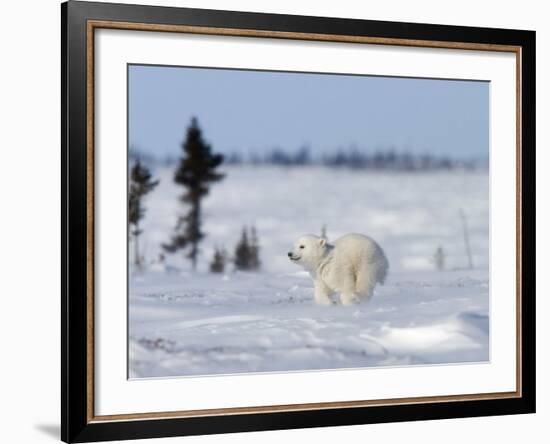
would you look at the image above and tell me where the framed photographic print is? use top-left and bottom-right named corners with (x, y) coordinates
top-left (61, 1), bottom-right (536, 442)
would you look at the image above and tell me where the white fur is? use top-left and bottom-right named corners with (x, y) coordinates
top-left (288, 233), bottom-right (389, 306)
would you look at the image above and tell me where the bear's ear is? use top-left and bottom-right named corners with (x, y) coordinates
top-left (319, 238), bottom-right (327, 248)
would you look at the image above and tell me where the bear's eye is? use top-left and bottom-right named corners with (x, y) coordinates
top-left (299, 245), bottom-right (305, 249)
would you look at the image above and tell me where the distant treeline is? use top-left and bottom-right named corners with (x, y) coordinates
top-left (225, 147), bottom-right (486, 171)
top-left (130, 146), bottom-right (487, 172)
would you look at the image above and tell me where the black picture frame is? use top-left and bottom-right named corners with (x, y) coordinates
top-left (61, 1), bottom-right (536, 442)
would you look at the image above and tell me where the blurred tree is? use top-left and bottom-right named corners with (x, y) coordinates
top-left (163, 117), bottom-right (224, 269)
top-left (128, 159), bottom-right (159, 269)
top-left (293, 145), bottom-right (311, 166)
top-left (234, 227), bottom-right (253, 271)
top-left (234, 226), bottom-right (261, 271)
top-left (209, 246), bottom-right (227, 273)
top-left (433, 246), bottom-right (446, 271)
top-left (225, 152), bottom-right (243, 165)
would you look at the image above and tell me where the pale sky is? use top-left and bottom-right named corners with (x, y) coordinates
top-left (128, 64), bottom-right (489, 159)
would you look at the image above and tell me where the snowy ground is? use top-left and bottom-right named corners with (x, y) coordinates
top-left (129, 165), bottom-right (489, 378)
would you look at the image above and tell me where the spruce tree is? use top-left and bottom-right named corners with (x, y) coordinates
top-left (234, 227), bottom-right (253, 271)
top-left (128, 159), bottom-right (159, 268)
top-left (163, 117), bottom-right (224, 269)
top-left (209, 246), bottom-right (227, 273)
top-left (233, 226), bottom-right (261, 271)
top-left (234, 227), bottom-right (250, 271)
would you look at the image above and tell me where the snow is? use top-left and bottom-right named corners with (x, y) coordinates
top-left (129, 165), bottom-right (489, 378)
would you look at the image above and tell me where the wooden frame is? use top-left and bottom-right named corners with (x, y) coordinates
top-left (62, 1), bottom-right (536, 442)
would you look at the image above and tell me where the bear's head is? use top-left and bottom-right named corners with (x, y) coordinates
top-left (288, 234), bottom-right (328, 271)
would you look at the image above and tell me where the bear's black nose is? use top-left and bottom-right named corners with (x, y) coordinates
top-left (287, 252), bottom-right (292, 257)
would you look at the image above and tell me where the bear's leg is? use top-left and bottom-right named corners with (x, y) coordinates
top-left (355, 266), bottom-right (376, 303)
top-left (314, 280), bottom-right (333, 306)
top-left (341, 292), bottom-right (360, 305)
top-left (340, 271), bottom-right (360, 305)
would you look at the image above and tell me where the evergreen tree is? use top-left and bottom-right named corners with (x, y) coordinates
top-left (233, 226), bottom-right (261, 271)
top-left (209, 246), bottom-right (227, 273)
top-left (128, 159), bottom-right (159, 268)
top-left (163, 117), bottom-right (224, 269)
top-left (234, 227), bottom-right (252, 271)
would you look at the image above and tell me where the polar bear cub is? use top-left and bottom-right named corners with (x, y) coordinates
top-left (288, 233), bottom-right (388, 306)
